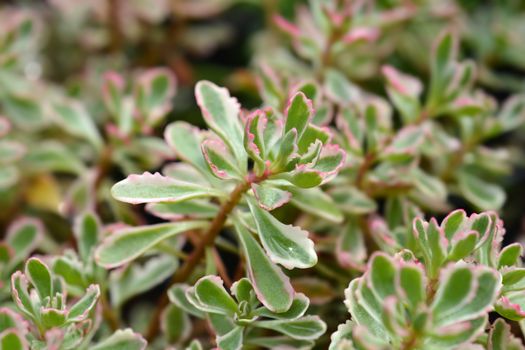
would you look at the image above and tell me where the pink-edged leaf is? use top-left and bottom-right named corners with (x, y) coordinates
top-left (244, 110), bottom-right (266, 163)
top-left (102, 71), bottom-right (126, 118)
top-left (284, 92), bottom-right (314, 138)
top-left (164, 121), bottom-right (213, 180)
top-left (431, 264), bottom-right (501, 327)
top-left (251, 183), bottom-right (291, 211)
top-left (342, 27), bottom-right (379, 45)
top-left (234, 221), bottom-right (294, 313)
top-left (190, 276), bottom-right (238, 316)
top-left (0, 307), bottom-right (28, 334)
top-left (10, 272), bottom-right (35, 319)
top-left (311, 144), bottom-right (346, 182)
top-left (195, 80), bottom-right (246, 165)
top-left (25, 257), bottom-right (52, 300)
top-left (0, 328), bottom-right (29, 350)
top-left (111, 172), bottom-right (221, 204)
top-left (336, 221), bottom-right (366, 270)
top-left (297, 123), bottom-right (331, 154)
top-left (495, 294), bottom-right (525, 321)
top-left (68, 284), bottom-right (100, 322)
top-left (413, 218), bottom-right (448, 278)
top-left (272, 14), bottom-right (301, 37)
top-left (6, 217), bottom-right (43, 267)
top-left (135, 67), bottom-right (176, 125)
top-left (382, 126), bottom-right (424, 162)
top-left (441, 209), bottom-right (468, 241)
top-left (382, 65), bottom-right (422, 97)
top-left (201, 138), bottom-right (243, 180)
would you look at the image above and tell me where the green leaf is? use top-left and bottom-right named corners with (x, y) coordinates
top-left (0, 166), bottom-right (18, 188)
top-left (186, 340), bottom-right (203, 350)
top-left (254, 293), bottom-right (309, 320)
top-left (447, 231), bottom-right (478, 262)
top-left (432, 265), bottom-right (500, 327)
top-left (332, 187), bottom-right (377, 215)
top-left (498, 244), bottom-right (523, 269)
top-left (167, 285), bottom-right (205, 318)
top-left (52, 102), bottom-right (102, 150)
top-left (10, 272), bottom-right (35, 318)
top-left (488, 318), bottom-right (525, 350)
top-left (135, 68), bottom-right (176, 125)
top-left (74, 212), bottom-right (100, 264)
top-left (164, 122), bottom-right (212, 179)
top-left (284, 92), bottom-right (313, 138)
top-left (24, 142), bottom-right (84, 174)
top-left (161, 304), bottom-right (190, 344)
top-left (0, 140), bottom-right (25, 164)
top-left (458, 170), bottom-right (505, 211)
top-left (286, 186), bottom-right (343, 223)
top-left (25, 258), bottom-right (52, 300)
top-left (247, 197), bottom-right (317, 269)
top-left (195, 81), bottom-right (246, 165)
top-left (398, 264), bottom-right (426, 309)
top-left (0, 308), bottom-right (25, 333)
top-left (502, 268), bottom-right (525, 293)
top-left (6, 218), bottom-right (42, 268)
top-left (52, 256), bottom-right (85, 293)
top-left (235, 221), bottom-right (293, 313)
top-left (146, 200), bottom-right (218, 220)
top-left (191, 276), bottom-right (238, 316)
top-left (311, 144), bottom-right (345, 176)
top-left (68, 284), bottom-right (100, 321)
top-left (497, 94), bottom-right (525, 133)
top-left (324, 69), bottom-right (361, 106)
top-left (110, 255), bottom-right (177, 307)
top-left (251, 183), bottom-right (291, 211)
top-left (413, 218), bottom-right (447, 278)
top-left (337, 220), bottom-right (366, 269)
top-left (369, 253), bottom-right (396, 299)
top-left (428, 315), bottom-right (486, 347)
top-left (91, 329), bottom-right (147, 350)
top-left (217, 326), bottom-right (243, 350)
top-left (40, 308), bottom-right (67, 329)
top-left (256, 316), bottom-right (326, 340)
top-left (496, 293), bottom-right (525, 320)
top-left (111, 172), bottom-right (221, 204)
top-left (95, 221), bottom-right (208, 268)
top-left (0, 329), bottom-right (26, 350)
top-left (382, 126), bottom-right (423, 162)
top-left (286, 168), bottom-right (323, 188)
top-left (382, 65), bottom-right (422, 124)
top-left (201, 138), bottom-right (243, 180)
top-left (442, 210), bottom-right (467, 241)
top-left (2, 95), bottom-right (44, 129)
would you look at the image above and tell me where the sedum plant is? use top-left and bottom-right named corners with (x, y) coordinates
top-left (2, 1), bottom-right (525, 350)
top-left (330, 210), bottom-right (525, 349)
top-left (94, 80), bottom-right (345, 347)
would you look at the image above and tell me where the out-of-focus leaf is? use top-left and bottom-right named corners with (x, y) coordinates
top-left (91, 329), bottom-right (147, 350)
top-left (95, 221), bottom-right (207, 268)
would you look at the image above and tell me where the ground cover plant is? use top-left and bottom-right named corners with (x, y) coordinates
top-left (1, 0), bottom-right (525, 349)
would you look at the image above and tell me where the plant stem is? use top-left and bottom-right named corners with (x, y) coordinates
top-left (100, 290), bottom-right (120, 331)
top-left (145, 173), bottom-right (267, 341)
